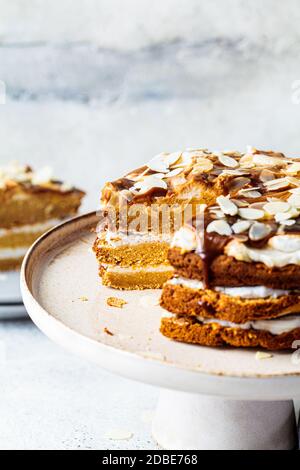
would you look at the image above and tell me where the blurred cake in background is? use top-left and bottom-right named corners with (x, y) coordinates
top-left (0, 162), bottom-right (85, 271)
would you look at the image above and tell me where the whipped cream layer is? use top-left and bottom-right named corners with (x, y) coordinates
top-left (0, 247), bottom-right (28, 260)
top-left (103, 264), bottom-right (173, 273)
top-left (168, 277), bottom-right (295, 298)
top-left (195, 314), bottom-right (300, 335)
top-left (226, 235), bottom-right (300, 268)
top-left (0, 218), bottom-right (62, 237)
top-left (172, 226), bottom-right (300, 269)
top-left (99, 230), bottom-right (173, 247)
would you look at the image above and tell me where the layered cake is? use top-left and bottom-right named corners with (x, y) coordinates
top-left (94, 146), bottom-right (300, 291)
top-left (160, 150), bottom-right (300, 350)
top-left (0, 162), bottom-right (85, 270)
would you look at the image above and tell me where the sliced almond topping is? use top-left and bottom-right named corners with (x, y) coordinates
top-left (289, 187), bottom-right (300, 194)
top-left (221, 169), bottom-right (249, 176)
top-left (165, 151), bottom-right (182, 167)
top-left (275, 209), bottom-right (298, 222)
top-left (288, 193), bottom-right (300, 207)
top-left (238, 208), bottom-right (265, 220)
top-left (286, 162), bottom-right (300, 175)
top-left (217, 154), bottom-right (239, 168)
top-left (249, 222), bottom-right (272, 241)
top-left (264, 177), bottom-right (290, 191)
top-left (133, 175), bottom-right (168, 194)
top-left (232, 220), bottom-right (251, 234)
top-left (231, 198), bottom-right (249, 207)
top-left (263, 201), bottom-right (290, 215)
top-left (281, 219), bottom-right (296, 226)
top-left (252, 154), bottom-right (283, 167)
top-left (238, 187), bottom-right (262, 198)
top-left (206, 219), bottom-right (232, 236)
top-left (255, 351), bottom-right (273, 360)
top-left (259, 169), bottom-right (275, 182)
top-left (286, 176), bottom-right (300, 187)
top-left (216, 195), bottom-right (238, 215)
top-left (31, 166), bottom-right (53, 185)
top-left (163, 167), bottom-right (182, 178)
top-left (146, 153), bottom-right (169, 173)
top-left (191, 158), bottom-right (214, 174)
top-left (239, 154), bottom-right (255, 168)
top-left (228, 177), bottom-right (251, 191)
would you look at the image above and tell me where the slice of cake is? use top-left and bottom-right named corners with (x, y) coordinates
top-left (0, 162), bottom-right (85, 271)
top-left (160, 157), bottom-right (300, 349)
top-left (94, 146), bottom-right (300, 290)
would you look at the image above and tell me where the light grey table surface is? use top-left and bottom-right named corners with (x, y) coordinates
top-left (0, 318), bottom-right (299, 450)
top-left (0, 318), bottom-right (159, 450)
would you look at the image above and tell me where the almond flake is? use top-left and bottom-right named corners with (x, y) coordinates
top-left (146, 153), bottom-right (169, 173)
top-left (238, 208), bottom-right (265, 220)
top-left (255, 351), bottom-right (273, 360)
top-left (252, 155), bottom-right (283, 167)
top-left (263, 201), bottom-right (290, 215)
top-left (286, 162), bottom-right (300, 174)
top-left (228, 177), bottom-right (251, 191)
top-left (165, 151), bottom-right (182, 167)
top-left (239, 154), bottom-right (255, 168)
top-left (288, 193), bottom-right (300, 207)
top-left (218, 154), bottom-right (239, 168)
top-left (31, 166), bottom-right (53, 185)
top-left (264, 177), bottom-right (290, 191)
top-left (206, 220), bottom-right (232, 236)
top-left (238, 188), bottom-right (262, 198)
top-left (281, 219), bottom-right (296, 226)
top-left (249, 222), bottom-right (272, 241)
top-left (216, 195), bottom-right (238, 215)
top-left (232, 220), bottom-right (251, 234)
top-left (133, 175), bottom-right (167, 194)
top-left (164, 167), bottom-right (182, 178)
top-left (191, 158), bottom-right (214, 173)
top-left (259, 169), bottom-right (275, 182)
top-left (275, 210), bottom-right (298, 222)
top-left (286, 176), bottom-right (300, 187)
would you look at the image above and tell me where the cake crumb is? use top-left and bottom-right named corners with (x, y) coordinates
top-left (255, 351), bottom-right (273, 360)
top-left (79, 296), bottom-right (89, 302)
top-left (106, 296), bottom-right (127, 308)
top-left (104, 327), bottom-right (114, 336)
top-left (104, 429), bottom-right (133, 441)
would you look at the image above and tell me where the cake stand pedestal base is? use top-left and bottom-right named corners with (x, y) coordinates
top-left (152, 389), bottom-right (297, 450)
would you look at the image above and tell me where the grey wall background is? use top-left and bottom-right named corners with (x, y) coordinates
top-left (1, 0), bottom-right (300, 211)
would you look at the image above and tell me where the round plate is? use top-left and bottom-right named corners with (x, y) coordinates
top-left (21, 212), bottom-right (300, 400)
top-left (0, 271), bottom-right (27, 319)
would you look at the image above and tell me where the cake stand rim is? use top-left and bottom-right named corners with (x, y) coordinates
top-left (20, 211), bottom-right (300, 400)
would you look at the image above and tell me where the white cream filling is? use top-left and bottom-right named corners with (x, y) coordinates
top-left (0, 218), bottom-right (62, 237)
top-left (168, 276), bottom-right (294, 298)
top-left (195, 314), bottom-right (300, 335)
top-left (225, 237), bottom-right (300, 268)
top-left (99, 230), bottom-right (173, 247)
top-left (103, 264), bottom-right (173, 273)
top-left (0, 247), bottom-right (28, 260)
top-left (171, 227), bottom-right (300, 269)
top-left (171, 226), bottom-right (197, 251)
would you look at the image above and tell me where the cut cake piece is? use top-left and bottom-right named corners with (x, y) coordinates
top-left (94, 146), bottom-right (300, 290)
top-left (0, 162), bottom-right (85, 271)
top-left (160, 149), bottom-right (300, 349)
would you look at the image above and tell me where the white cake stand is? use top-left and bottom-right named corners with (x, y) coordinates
top-left (20, 213), bottom-right (300, 450)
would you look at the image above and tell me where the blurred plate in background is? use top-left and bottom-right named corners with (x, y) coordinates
top-left (0, 271), bottom-right (27, 319)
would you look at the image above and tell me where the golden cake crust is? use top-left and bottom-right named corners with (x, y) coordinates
top-left (160, 316), bottom-right (300, 350)
top-left (160, 282), bottom-right (300, 323)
